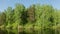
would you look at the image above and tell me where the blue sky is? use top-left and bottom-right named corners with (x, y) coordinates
top-left (0, 0), bottom-right (60, 11)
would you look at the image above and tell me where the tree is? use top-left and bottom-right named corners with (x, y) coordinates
top-left (0, 12), bottom-right (6, 26)
top-left (5, 7), bottom-right (12, 28)
top-left (27, 4), bottom-right (35, 22)
top-left (14, 4), bottom-right (25, 25)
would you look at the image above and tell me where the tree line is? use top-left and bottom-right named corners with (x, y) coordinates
top-left (0, 3), bottom-right (60, 34)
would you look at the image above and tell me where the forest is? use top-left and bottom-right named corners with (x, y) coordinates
top-left (0, 3), bottom-right (60, 34)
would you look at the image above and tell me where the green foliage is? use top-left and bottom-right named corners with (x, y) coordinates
top-left (14, 4), bottom-right (25, 25)
top-left (5, 7), bottom-right (12, 25)
top-left (0, 12), bottom-right (6, 25)
top-left (0, 3), bottom-right (60, 34)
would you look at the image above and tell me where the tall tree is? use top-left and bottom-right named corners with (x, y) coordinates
top-left (5, 7), bottom-right (12, 27)
top-left (27, 4), bottom-right (35, 23)
top-left (0, 12), bottom-right (6, 26)
top-left (14, 4), bottom-right (25, 25)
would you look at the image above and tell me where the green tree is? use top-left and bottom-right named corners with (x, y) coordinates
top-left (5, 7), bottom-right (12, 28)
top-left (0, 12), bottom-right (6, 26)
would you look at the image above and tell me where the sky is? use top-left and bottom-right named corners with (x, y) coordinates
top-left (0, 0), bottom-right (60, 12)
